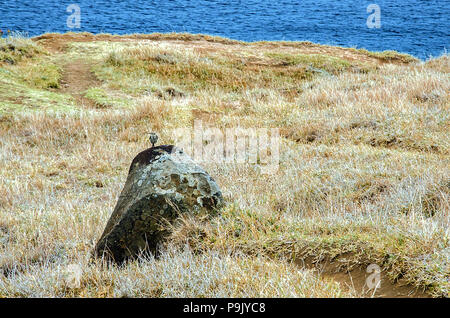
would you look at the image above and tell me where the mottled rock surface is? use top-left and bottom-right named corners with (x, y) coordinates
top-left (95, 145), bottom-right (223, 263)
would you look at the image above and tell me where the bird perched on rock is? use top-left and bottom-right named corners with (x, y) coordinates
top-left (149, 132), bottom-right (158, 148)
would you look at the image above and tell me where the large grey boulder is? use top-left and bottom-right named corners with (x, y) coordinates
top-left (95, 145), bottom-right (223, 263)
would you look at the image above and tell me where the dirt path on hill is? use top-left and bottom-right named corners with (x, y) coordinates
top-left (59, 59), bottom-right (101, 108)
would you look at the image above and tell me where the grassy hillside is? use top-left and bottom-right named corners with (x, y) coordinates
top-left (0, 32), bottom-right (448, 297)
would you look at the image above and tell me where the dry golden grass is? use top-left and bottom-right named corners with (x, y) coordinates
top-left (0, 247), bottom-right (349, 297)
top-left (0, 33), bottom-right (448, 297)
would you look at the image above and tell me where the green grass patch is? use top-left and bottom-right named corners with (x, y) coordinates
top-left (354, 49), bottom-right (418, 63)
top-left (84, 87), bottom-right (134, 108)
top-left (0, 68), bottom-right (75, 114)
top-left (266, 52), bottom-right (353, 75)
top-left (173, 204), bottom-right (449, 297)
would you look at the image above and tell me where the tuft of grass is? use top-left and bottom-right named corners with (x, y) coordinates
top-left (424, 54), bottom-right (449, 73)
top-left (353, 48), bottom-right (419, 64)
top-left (83, 87), bottom-right (133, 108)
top-left (22, 62), bottom-right (62, 89)
top-left (0, 34), bottom-right (66, 109)
top-left (0, 247), bottom-right (349, 297)
top-left (99, 44), bottom-right (368, 94)
top-left (265, 52), bottom-right (354, 75)
top-left (169, 203), bottom-right (449, 297)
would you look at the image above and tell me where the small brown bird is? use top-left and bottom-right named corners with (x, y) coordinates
top-left (149, 132), bottom-right (158, 148)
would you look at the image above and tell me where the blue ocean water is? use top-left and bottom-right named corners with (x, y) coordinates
top-left (0, 0), bottom-right (448, 59)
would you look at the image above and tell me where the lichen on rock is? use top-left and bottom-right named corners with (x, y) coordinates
top-left (94, 145), bottom-right (223, 264)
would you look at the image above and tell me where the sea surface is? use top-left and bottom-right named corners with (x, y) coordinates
top-left (0, 0), bottom-right (449, 59)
